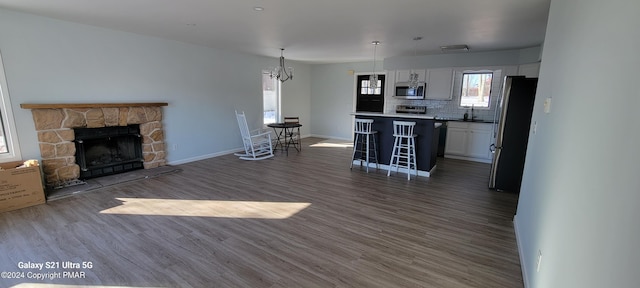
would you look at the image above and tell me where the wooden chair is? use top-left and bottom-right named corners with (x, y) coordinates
top-left (234, 111), bottom-right (274, 160)
top-left (284, 116), bottom-right (301, 151)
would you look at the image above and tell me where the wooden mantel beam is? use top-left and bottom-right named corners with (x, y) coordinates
top-left (20, 103), bottom-right (168, 109)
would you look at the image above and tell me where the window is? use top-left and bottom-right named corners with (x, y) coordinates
top-left (0, 52), bottom-right (22, 162)
top-left (459, 72), bottom-right (493, 108)
top-left (359, 77), bottom-right (383, 95)
top-left (262, 71), bottom-right (280, 125)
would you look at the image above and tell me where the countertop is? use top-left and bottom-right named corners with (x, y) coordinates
top-left (352, 112), bottom-right (436, 119)
top-left (436, 118), bottom-right (495, 124)
top-left (352, 112), bottom-right (494, 123)
top-left (352, 112), bottom-right (439, 128)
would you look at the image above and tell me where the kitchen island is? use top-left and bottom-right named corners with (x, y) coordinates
top-left (352, 113), bottom-right (441, 177)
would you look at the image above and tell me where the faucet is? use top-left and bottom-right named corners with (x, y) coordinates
top-left (471, 104), bottom-right (475, 121)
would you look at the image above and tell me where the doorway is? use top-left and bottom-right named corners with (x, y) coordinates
top-left (355, 74), bottom-right (385, 113)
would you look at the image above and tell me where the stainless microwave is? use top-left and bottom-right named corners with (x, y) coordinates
top-left (394, 83), bottom-right (425, 99)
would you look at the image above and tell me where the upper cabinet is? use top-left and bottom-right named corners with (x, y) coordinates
top-left (385, 71), bottom-right (396, 98)
top-left (425, 68), bottom-right (454, 100)
top-left (517, 62), bottom-right (540, 77)
top-left (395, 69), bottom-right (426, 83)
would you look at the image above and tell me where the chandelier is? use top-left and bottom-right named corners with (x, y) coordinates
top-left (408, 37), bottom-right (423, 89)
top-left (369, 41), bottom-right (380, 90)
top-left (270, 48), bottom-right (293, 82)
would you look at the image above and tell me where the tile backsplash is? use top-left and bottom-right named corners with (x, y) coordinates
top-left (384, 67), bottom-right (505, 122)
top-left (386, 97), bottom-right (497, 121)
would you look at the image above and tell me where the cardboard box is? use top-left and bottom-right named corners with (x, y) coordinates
top-left (0, 160), bottom-right (46, 213)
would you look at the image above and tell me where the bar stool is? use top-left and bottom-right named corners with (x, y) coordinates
top-left (387, 121), bottom-right (417, 180)
top-left (350, 119), bottom-right (379, 172)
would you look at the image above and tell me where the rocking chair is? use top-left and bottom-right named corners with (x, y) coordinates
top-left (234, 111), bottom-right (274, 160)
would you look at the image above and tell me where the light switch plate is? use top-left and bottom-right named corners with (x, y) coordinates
top-left (544, 97), bottom-right (552, 114)
top-left (536, 250), bottom-right (543, 272)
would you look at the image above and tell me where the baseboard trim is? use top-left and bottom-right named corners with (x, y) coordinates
top-left (168, 147), bottom-right (244, 165)
top-left (444, 154), bottom-right (492, 164)
top-left (514, 215), bottom-right (530, 288)
top-left (352, 161), bottom-right (432, 177)
top-left (168, 135), bottom-right (316, 166)
top-left (168, 135), bottom-right (348, 166)
top-left (310, 134), bottom-right (351, 141)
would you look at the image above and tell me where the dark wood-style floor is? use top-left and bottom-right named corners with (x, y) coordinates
top-left (0, 137), bottom-right (523, 287)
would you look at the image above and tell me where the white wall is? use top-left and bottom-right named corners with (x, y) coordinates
top-left (281, 64), bottom-right (311, 138)
top-left (0, 8), bottom-right (311, 164)
top-left (310, 61), bottom-right (376, 140)
top-left (515, 0), bottom-right (640, 287)
top-left (384, 46), bottom-right (542, 70)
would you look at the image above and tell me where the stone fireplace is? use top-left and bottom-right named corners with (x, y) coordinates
top-left (21, 103), bottom-right (168, 189)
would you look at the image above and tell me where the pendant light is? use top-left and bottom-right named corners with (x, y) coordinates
top-left (369, 41), bottom-right (380, 90)
top-left (270, 48), bottom-right (293, 83)
top-left (408, 37), bottom-right (423, 89)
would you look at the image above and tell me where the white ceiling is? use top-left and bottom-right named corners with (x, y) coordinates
top-left (0, 0), bottom-right (550, 63)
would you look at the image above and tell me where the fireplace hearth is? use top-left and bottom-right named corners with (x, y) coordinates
top-left (74, 125), bottom-right (144, 179)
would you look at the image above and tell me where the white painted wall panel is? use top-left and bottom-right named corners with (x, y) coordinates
top-left (0, 8), bottom-right (311, 164)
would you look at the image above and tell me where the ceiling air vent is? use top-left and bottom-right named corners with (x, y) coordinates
top-left (440, 44), bottom-right (469, 53)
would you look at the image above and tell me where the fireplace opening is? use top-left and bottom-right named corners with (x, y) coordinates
top-left (74, 125), bottom-right (144, 179)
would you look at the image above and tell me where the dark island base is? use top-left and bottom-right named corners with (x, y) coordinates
top-left (353, 115), bottom-right (440, 176)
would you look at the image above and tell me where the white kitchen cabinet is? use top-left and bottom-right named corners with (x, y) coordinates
top-left (444, 126), bottom-right (467, 155)
top-left (466, 124), bottom-right (493, 159)
top-left (445, 122), bottom-right (493, 163)
top-left (425, 68), bottom-right (454, 100)
top-left (395, 69), bottom-right (426, 83)
top-left (385, 71), bottom-right (396, 98)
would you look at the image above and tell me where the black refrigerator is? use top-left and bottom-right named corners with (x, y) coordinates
top-left (489, 76), bottom-right (538, 192)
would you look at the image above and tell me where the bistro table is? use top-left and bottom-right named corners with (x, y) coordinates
top-left (267, 122), bottom-right (302, 154)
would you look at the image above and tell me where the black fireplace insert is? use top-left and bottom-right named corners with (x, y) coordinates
top-left (74, 125), bottom-right (143, 179)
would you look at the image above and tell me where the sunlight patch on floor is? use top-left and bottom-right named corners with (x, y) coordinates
top-left (100, 198), bottom-right (310, 219)
top-left (310, 139), bottom-right (353, 148)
